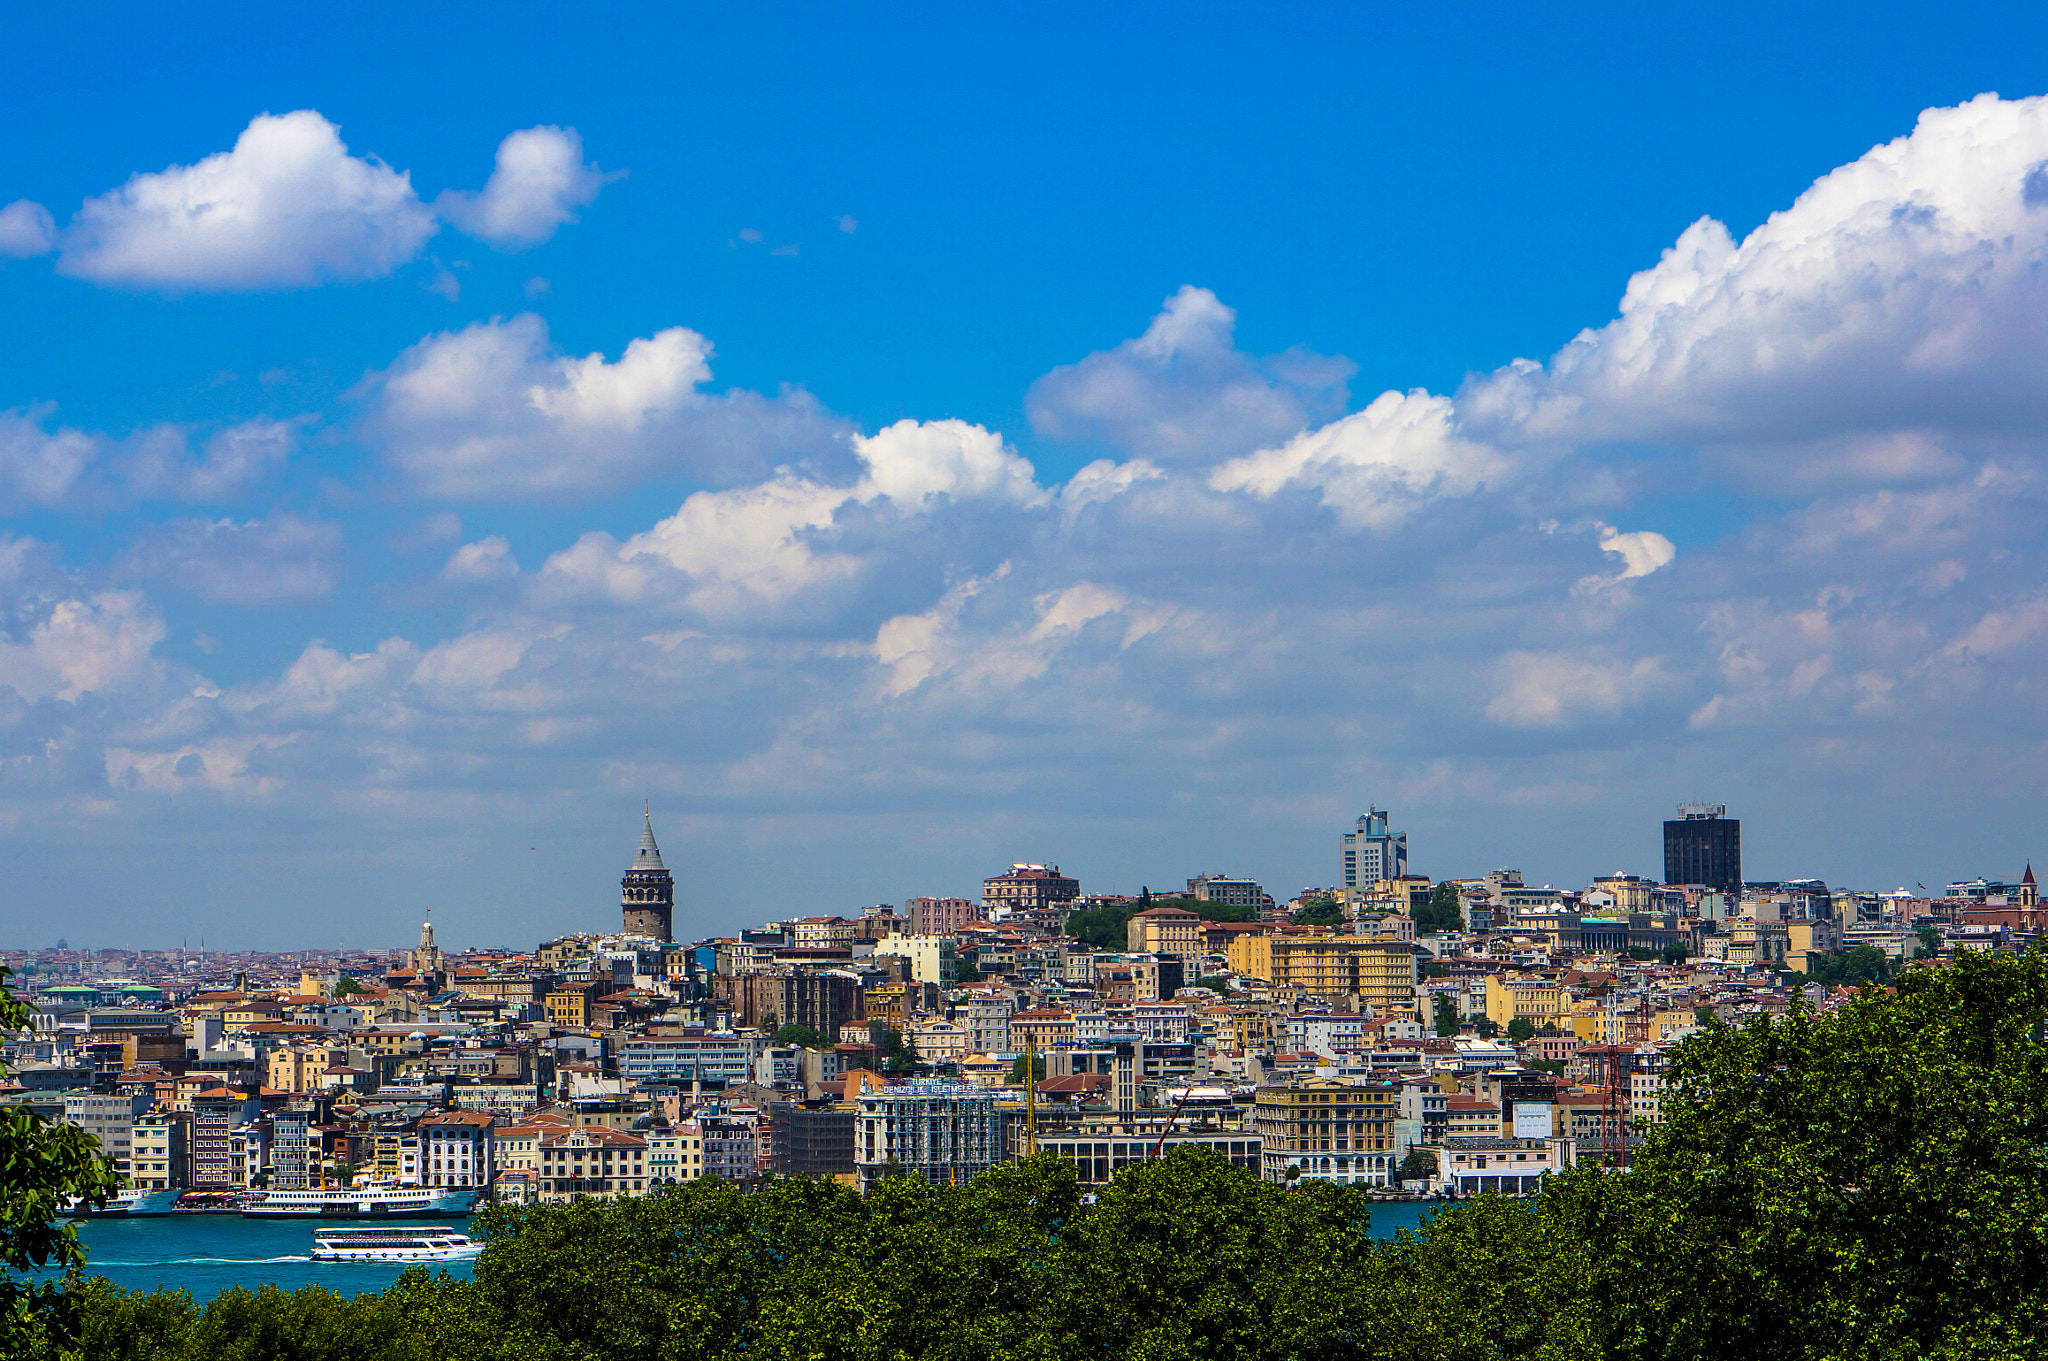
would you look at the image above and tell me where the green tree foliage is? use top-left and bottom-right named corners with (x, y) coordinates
top-left (1064, 903), bottom-right (1135, 949)
top-left (774, 1023), bottom-right (827, 1049)
top-left (0, 967), bottom-right (122, 1357)
top-left (1412, 883), bottom-right (1465, 934)
top-left (1793, 943), bottom-right (1895, 987)
top-left (1549, 946), bottom-right (2048, 1360)
top-left (1008, 1053), bottom-right (1047, 1084)
top-left (55, 948), bottom-right (2048, 1361)
top-left (865, 1023), bottom-right (918, 1075)
top-left (1290, 893), bottom-right (1344, 927)
top-left (331, 975), bottom-right (368, 998)
top-left (1068, 894), bottom-right (1253, 950)
top-left (1396, 1148), bottom-right (1437, 1182)
top-left (1505, 1016), bottom-right (1536, 1043)
top-left (1432, 993), bottom-right (1460, 1038)
top-left (1190, 974), bottom-right (1234, 997)
top-left (1916, 923), bottom-right (1943, 958)
top-left (1659, 942), bottom-right (1691, 964)
top-left (1147, 894), bottom-right (1261, 923)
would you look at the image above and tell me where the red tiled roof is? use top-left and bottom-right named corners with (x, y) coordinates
top-left (1036, 1074), bottom-right (1110, 1094)
top-left (1446, 1096), bottom-right (1500, 1111)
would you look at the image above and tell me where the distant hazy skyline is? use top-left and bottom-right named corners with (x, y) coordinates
top-left (7, 5), bottom-right (2048, 950)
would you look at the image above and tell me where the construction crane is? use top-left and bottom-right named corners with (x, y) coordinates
top-left (1601, 1042), bottom-right (1630, 1168)
top-left (1025, 1034), bottom-right (1038, 1157)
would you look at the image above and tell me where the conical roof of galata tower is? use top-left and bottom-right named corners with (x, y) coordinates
top-left (631, 807), bottom-right (666, 873)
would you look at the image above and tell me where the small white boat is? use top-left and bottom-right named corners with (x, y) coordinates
top-left (310, 1225), bottom-right (481, 1262)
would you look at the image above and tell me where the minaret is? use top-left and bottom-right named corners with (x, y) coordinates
top-left (622, 803), bottom-right (675, 941)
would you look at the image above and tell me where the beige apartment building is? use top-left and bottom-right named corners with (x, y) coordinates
top-left (1254, 1077), bottom-right (1401, 1185)
top-left (909, 1017), bottom-right (969, 1062)
top-left (1483, 974), bottom-right (1569, 1028)
top-left (1009, 1009), bottom-right (1077, 1052)
top-left (1125, 905), bottom-right (1204, 958)
top-left (1227, 931), bottom-right (1419, 1018)
top-left (647, 1121), bottom-right (706, 1185)
top-left (267, 1044), bottom-right (340, 1094)
top-left (1728, 919), bottom-right (1790, 966)
top-left (1357, 876), bottom-right (1436, 917)
top-left (493, 1115), bottom-right (574, 1178)
top-left (1785, 918), bottom-right (1841, 973)
top-left (982, 864), bottom-right (1081, 916)
top-left (1590, 874), bottom-right (1657, 912)
top-left (130, 1110), bottom-right (188, 1191)
top-left (535, 1126), bottom-right (648, 1202)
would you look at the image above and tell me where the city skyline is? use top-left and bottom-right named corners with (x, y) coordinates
top-left (7, 9), bottom-right (2048, 949)
top-left (11, 797), bottom-right (2036, 954)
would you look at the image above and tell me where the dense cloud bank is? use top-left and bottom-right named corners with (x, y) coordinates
top-left (8, 94), bottom-right (2048, 935)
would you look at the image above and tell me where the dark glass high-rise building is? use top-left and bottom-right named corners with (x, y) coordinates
top-left (1664, 804), bottom-right (1741, 895)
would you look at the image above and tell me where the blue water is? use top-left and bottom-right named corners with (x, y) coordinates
top-left (69, 1214), bottom-right (476, 1301)
top-left (66, 1200), bottom-right (1437, 1302)
top-left (1364, 1199), bottom-right (1436, 1239)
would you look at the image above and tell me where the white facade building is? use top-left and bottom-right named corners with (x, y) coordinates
top-left (418, 1112), bottom-right (494, 1189)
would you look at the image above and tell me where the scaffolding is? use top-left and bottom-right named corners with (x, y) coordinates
top-left (860, 1080), bottom-right (1004, 1185)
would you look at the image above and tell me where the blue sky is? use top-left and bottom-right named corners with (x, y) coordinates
top-left (7, 3), bottom-right (2048, 949)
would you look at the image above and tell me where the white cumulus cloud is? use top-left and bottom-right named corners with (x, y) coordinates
top-left (0, 405), bottom-right (97, 507)
top-left (361, 314), bottom-right (850, 499)
top-left (1028, 285), bottom-right (1354, 465)
top-left (45, 112), bottom-right (610, 291)
top-left (1461, 91), bottom-right (2048, 481)
top-left (0, 591), bottom-right (166, 703)
top-left (0, 408), bottom-right (293, 508)
top-left (58, 111), bottom-right (438, 289)
top-left (0, 200), bottom-right (55, 257)
top-left (435, 125), bottom-right (608, 249)
top-left (124, 417), bottom-right (298, 501)
top-left (1485, 651), bottom-right (1669, 728)
top-left (541, 418), bottom-right (1047, 617)
top-left (1575, 522), bottom-right (1678, 593)
top-left (441, 536), bottom-right (520, 584)
top-left (1209, 389), bottom-right (1507, 528)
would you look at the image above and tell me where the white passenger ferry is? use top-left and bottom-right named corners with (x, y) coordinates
top-left (67, 1188), bottom-right (184, 1218)
top-left (310, 1226), bottom-right (481, 1263)
top-left (243, 1178), bottom-right (477, 1219)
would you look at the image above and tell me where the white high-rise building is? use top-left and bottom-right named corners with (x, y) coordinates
top-left (1341, 808), bottom-right (1408, 890)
